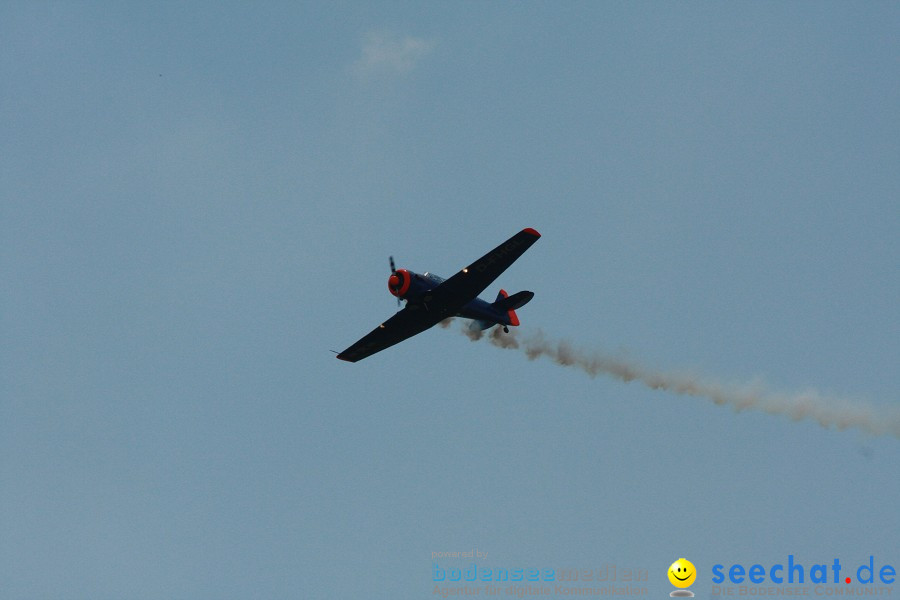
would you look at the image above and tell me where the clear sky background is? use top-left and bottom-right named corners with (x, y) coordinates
top-left (2, 2), bottom-right (898, 599)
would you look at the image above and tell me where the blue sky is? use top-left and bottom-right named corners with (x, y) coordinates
top-left (2, 3), bottom-right (898, 598)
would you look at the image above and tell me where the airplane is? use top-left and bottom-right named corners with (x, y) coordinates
top-left (336, 228), bottom-right (541, 362)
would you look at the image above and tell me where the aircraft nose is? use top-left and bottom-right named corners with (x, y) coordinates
top-left (387, 268), bottom-right (410, 298)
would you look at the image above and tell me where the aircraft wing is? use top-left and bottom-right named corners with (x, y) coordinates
top-left (335, 306), bottom-right (448, 362)
top-left (429, 227), bottom-right (541, 310)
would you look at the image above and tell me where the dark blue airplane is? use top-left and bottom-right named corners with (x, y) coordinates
top-left (337, 228), bottom-right (541, 362)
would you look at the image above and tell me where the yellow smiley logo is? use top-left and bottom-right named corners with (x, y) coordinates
top-left (668, 558), bottom-right (697, 588)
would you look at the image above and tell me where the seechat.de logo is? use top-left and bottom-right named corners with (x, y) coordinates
top-left (711, 556), bottom-right (896, 586)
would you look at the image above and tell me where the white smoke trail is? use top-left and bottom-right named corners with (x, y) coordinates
top-left (444, 319), bottom-right (900, 438)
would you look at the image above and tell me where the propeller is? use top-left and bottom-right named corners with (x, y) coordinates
top-left (389, 256), bottom-right (400, 306)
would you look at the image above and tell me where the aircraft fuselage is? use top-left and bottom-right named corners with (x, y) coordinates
top-left (396, 270), bottom-right (513, 327)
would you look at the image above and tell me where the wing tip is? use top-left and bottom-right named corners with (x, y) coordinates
top-left (336, 354), bottom-right (354, 362)
top-left (522, 227), bottom-right (541, 238)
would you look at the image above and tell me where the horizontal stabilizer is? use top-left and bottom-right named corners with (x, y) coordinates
top-left (492, 289), bottom-right (534, 328)
top-left (493, 290), bottom-right (534, 312)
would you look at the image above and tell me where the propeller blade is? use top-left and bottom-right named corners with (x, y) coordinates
top-left (390, 256), bottom-right (400, 305)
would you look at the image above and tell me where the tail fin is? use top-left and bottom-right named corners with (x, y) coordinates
top-left (493, 289), bottom-right (534, 327)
